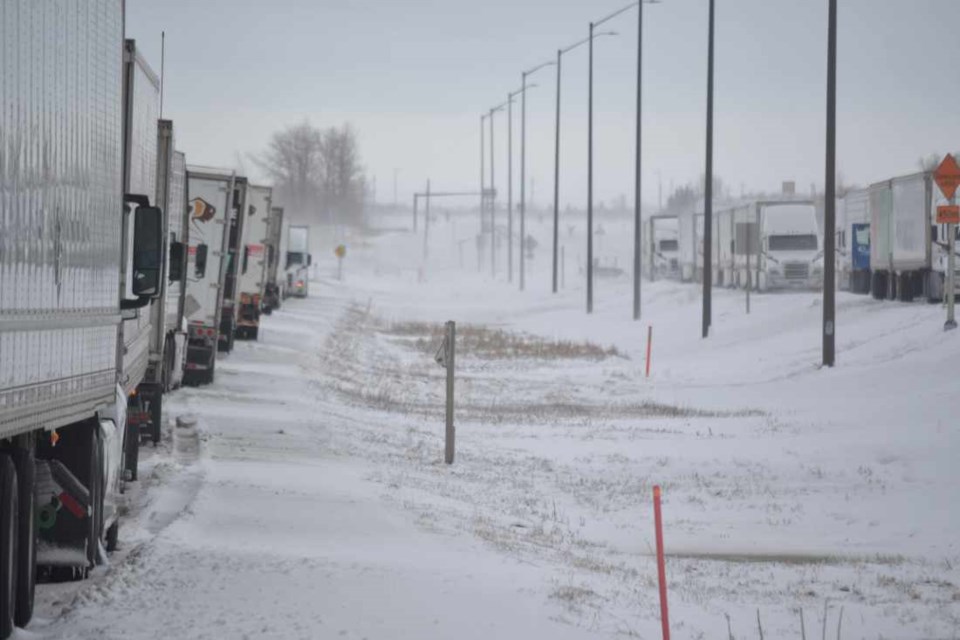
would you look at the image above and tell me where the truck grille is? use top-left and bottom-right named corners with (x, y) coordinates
top-left (784, 262), bottom-right (809, 280)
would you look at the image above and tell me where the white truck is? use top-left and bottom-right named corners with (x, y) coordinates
top-left (0, 5), bottom-right (164, 636)
top-left (868, 170), bottom-right (959, 302)
top-left (285, 225), bottom-right (312, 298)
top-left (717, 200), bottom-right (822, 291)
top-left (647, 217), bottom-right (680, 279)
top-left (183, 167), bottom-right (237, 385)
top-left (235, 185), bottom-right (273, 339)
top-left (261, 206), bottom-right (286, 313)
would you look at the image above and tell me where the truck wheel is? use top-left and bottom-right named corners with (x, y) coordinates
top-left (11, 447), bottom-right (35, 628)
top-left (124, 408), bottom-right (140, 483)
top-left (105, 520), bottom-right (119, 553)
top-left (0, 455), bottom-right (19, 640)
top-left (86, 433), bottom-right (102, 569)
top-left (149, 389), bottom-right (162, 445)
top-left (250, 327), bottom-right (258, 341)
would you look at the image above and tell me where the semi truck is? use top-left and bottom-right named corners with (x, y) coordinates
top-left (183, 167), bottom-right (235, 385)
top-left (285, 225), bottom-right (312, 298)
top-left (868, 170), bottom-right (959, 302)
top-left (262, 206), bottom-right (286, 313)
top-left (219, 177), bottom-right (249, 352)
top-left (235, 185), bottom-right (273, 339)
top-left (647, 217), bottom-right (681, 280)
top-left (0, 4), bottom-right (164, 637)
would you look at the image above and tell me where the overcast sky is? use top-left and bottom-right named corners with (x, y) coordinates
top-left (126, 0), bottom-right (960, 211)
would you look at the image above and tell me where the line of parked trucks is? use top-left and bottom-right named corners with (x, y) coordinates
top-left (0, 3), bottom-right (313, 637)
top-left (647, 174), bottom-right (959, 301)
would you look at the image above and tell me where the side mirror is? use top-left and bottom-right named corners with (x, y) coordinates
top-left (132, 206), bottom-right (162, 297)
top-left (931, 225), bottom-right (938, 243)
top-left (195, 244), bottom-right (208, 278)
top-left (169, 241), bottom-right (185, 282)
top-left (242, 246), bottom-right (250, 275)
top-left (307, 253), bottom-right (313, 266)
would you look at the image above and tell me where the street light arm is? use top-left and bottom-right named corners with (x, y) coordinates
top-left (523, 59), bottom-right (556, 77)
top-left (561, 31), bottom-right (617, 55)
top-left (509, 83), bottom-right (537, 100)
top-left (594, 0), bottom-right (658, 27)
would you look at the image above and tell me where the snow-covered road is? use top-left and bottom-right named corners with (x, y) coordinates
top-left (30, 218), bottom-right (960, 639)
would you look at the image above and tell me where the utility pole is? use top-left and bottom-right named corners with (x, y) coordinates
top-left (508, 92), bottom-right (515, 283)
top-left (479, 114), bottom-right (485, 249)
top-left (587, 21), bottom-right (595, 314)
top-left (423, 179), bottom-right (431, 260)
top-left (822, 0), bottom-right (837, 366)
top-left (490, 106), bottom-right (497, 277)
top-left (552, 48), bottom-right (562, 294)
top-left (632, 0), bottom-right (645, 321)
top-left (702, 0), bottom-right (715, 339)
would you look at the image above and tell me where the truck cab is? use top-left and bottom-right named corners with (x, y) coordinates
top-left (758, 202), bottom-right (822, 290)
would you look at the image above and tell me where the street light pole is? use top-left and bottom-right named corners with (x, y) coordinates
top-left (508, 92), bottom-right (515, 283)
top-left (552, 49), bottom-right (562, 294)
top-left (519, 61), bottom-right (555, 292)
top-left (480, 113), bottom-right (486, 243)
top-left (488, 102), bottom-right (507, 278)
top-left (587, 20), bottom-right (595, 313)
top-left (586, 2), bottom-right (639, 314)
top-left (552, 32), bottom-right (615, 296)
top-left (490, 106), bottom-right (496, 277)
top-left (823, 0), bottom-right (837, 365)
top-left (702, 0), bottom-right (715, 339)
top-left (632, 1), bottom-right (644, 321)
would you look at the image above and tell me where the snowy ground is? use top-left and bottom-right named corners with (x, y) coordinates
top-left (30, 213), bottom-right (960, 639)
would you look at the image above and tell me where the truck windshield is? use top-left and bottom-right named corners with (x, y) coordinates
top-left (768, 234), bottom-right (817, 251)
top-left (659, 240), bottom-right (678, 252)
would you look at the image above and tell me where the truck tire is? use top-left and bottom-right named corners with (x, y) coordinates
top-left (11, 447), bottom-right (35, 628)
top-left (148, 388), bottom-right (162, 445)
top-left (124, 407), bottom-right (140, 483)
top-left (86, 433), bottom-right (102, 570)
top-left (0, 455), bottom-right (19, 640)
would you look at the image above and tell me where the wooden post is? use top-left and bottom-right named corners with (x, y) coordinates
top-left (653, 485), bottom-right (670, 640)
top-left (444, 321), bottom-right (456, 464)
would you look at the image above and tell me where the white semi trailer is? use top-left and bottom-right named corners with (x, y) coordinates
top-left (183, 167), bottom-right (235, 385)
top-left (0, 4), bottom-right (164, 637)
top-left (235, 185), bottom-right (273, 339)
top-left (868, 171), bottom-right (959, 302)
top-left (220, 177), bottom-right (249, 352)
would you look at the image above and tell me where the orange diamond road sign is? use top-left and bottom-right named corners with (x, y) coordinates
top-left (334, 244), bottom-right (346, 259)
top-left (934, 153), bottom-right (960, 200)
top-left (937, 205), bottom-right (960, 224)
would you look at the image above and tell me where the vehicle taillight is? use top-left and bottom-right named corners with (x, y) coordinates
top-left (296, 280), bottom-right (304, 287)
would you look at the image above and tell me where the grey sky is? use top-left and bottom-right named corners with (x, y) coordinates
top-left (127, 0), bottom-right (960, 210)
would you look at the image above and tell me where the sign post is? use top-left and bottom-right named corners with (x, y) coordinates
top-left (435, 322), bottom-right (456, 464)
top-left (934, 154), bottom-right (960, 331)
top-left (334, 244), bottom-right (346, 281)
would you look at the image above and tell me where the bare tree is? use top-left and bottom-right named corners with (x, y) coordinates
top-left (319, 124), bottom-right (365, 224)
top-left (255, 120), bottom-right (366, 225)
top-left (253, 120), bottom-right (324, 223)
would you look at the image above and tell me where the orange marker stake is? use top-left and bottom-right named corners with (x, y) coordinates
top-left (645, 325), bottom-right (653, 378)
top-left (653, 485), bottom-right (670, 640)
